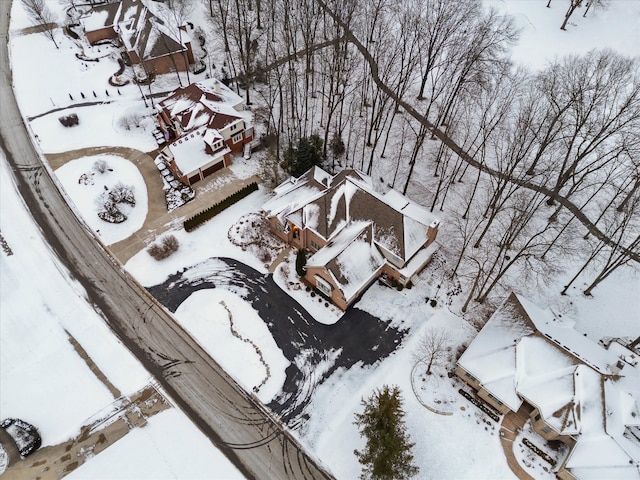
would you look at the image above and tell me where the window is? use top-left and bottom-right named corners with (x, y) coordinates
top-left (465, 371), bottom-right (477, 382)
top-left (542, 426), bottom-right (552, 434)
top-left (534, 414), bottom-right (541, 421)
top-left (232, 133), bottom-right (243, 144)
top-left (315, 275), bottom-right (332, 297)
top-left (310, 240), bottom-right (321, 251)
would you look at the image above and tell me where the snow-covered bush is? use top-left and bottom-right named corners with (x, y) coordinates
top-left (59, 113), bottom-right (79, 127)
top-left (117, 111), bottom-right (145, 131)
top-left (95, 183), bottom-right (135, 224)
top-left (93, 159), bottom-right (110, 174)
top-left (109, 182), bottom-right (135, 206)
top-left (1, 418), bottom-right (42, 457)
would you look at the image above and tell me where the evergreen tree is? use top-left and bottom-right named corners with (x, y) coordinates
top-left (295, 248), bottom-right (307, 277)
top-left (354, 385), bottom-right (419, 480)
top-left (288, 134), bottom-right (324, 177)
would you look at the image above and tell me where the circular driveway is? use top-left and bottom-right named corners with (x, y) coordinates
top-left (147, 257), bottom-right (407, 424)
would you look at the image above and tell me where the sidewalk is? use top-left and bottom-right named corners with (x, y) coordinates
top-left (1, 385), bottom-right (170, 480)
top-left (499, 404), bottom-right (535, 480)
top-left (45, 146), bottom-right (261, 264)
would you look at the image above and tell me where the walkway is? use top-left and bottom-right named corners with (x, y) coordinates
top-left (1, 385), bottom-right (170, 480)
top-left (46, 146), bottom-right (261, 264)
top-left (499, 404), bottom-right (535, 480)
top-left (268, 245), bottom-right (291, 273)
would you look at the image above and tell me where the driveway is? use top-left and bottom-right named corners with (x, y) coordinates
top-left (46, 147), bottom-right (261, 263)
top-left (147, 257), bottom-right (407, 424)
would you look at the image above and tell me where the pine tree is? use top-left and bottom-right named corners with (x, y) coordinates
top-left (354, 385), bottom-right (419, 480)
top-left (289, 135), bottom-right (324, 177)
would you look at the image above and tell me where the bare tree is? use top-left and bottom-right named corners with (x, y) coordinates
top-left (21, 0), bottom-right (59, 49)
top-left (412, 329), bottom-right (449, 375)
top-left (561, 0), bottom-right (583, 30)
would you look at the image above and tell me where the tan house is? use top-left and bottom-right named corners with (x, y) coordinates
top-left (155, 79), bottom-right (253, 185)
top-left (263, 167), bottom-right (440, 310)
top-left (456, 293), bottom-right (640, 480)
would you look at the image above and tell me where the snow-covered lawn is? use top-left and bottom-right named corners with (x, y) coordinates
top-left (0, 154), bottom-right (148, 446)
top-left (65, 408), bottom-right (244, 480)
top-left (56, 155), bottom-right (148, 245)
top-left (30, 102), bottom-right (159, 154)
top-left (174, 287), bottom-right (290, 403)
top-left (487, 0), bottom-right (640, 71)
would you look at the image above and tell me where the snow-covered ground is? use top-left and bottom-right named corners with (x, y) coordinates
top-left (4, 0), bottom-right (639, 479)
top-left (0, 153), bottom-right (149, 446)
top-left (487, 0), bottom-right (640, 71)
top-left (65, 408), bottom-right (244, 480)
top-left (56, 155), bottom-right (148, 245)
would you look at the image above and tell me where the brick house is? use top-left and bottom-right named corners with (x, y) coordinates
top-left (81, 0), bottom-right (194, 74)
top-left (456, 293), bottom-right (640, 480)
top-left (263, 166), bottom-right (440, 310)
top-left (81, 0), bottom-right (123, 45)
top-left (155, 79), bottom-right (253, 185)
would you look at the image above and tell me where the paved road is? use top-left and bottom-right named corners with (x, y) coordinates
top-left (0, 4), bottom-right (333, 480)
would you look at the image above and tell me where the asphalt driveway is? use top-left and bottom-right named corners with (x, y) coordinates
top-left (147, 257), bottom-right (407, 424)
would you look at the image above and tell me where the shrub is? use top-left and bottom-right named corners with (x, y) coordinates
top-left (184, 182), bottom-right (258, 232)
top-left (95, 183), bottom-right (135, 224)
top-left (93, 159), bottom-right (110, 174)
top-left (109, 182), bottom-right (135, 206)
top-left (117, 111), bottom-right (145, 131)
top-left (1, 418), bottom-right (41, 457)
top-left (147, 234), bottom-right (180, 260)
top-left (59, 113), bottom-right (79, 127)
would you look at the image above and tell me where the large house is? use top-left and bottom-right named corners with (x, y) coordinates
top-left (263, 167), bottom-right (440, 310)
top-left (155, 79), bottom-right (254, 185)
top-left (81, 0), bottom-right (195, 75)
top-left (456, 293), bottom-right (640, 480)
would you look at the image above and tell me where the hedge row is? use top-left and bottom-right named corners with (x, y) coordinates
top-left (523, 438), bottom-right (556, 466)
top-left (458, 389), bottom-right (500, 422)
top-left (184, 182), bottom-right (258, 232)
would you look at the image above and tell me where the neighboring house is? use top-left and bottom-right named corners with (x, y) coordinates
top-left (81, 0), bottom-right (122, 45)
top-left (263, 166), bottom-right (440, 310)
top-left (81, 0), bottom-right (195, 74)
top-left (81, 0), bottom-right (143, 45)
top-left (155, 79), bottom-right (254, 185)
top-left (456, 293), bottom-right (640, 480)
top-left (119, 7), bottom-right (194, 75)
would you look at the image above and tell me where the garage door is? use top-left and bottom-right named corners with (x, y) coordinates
top-left (202, 161), bottom-right (224, 178)
top-left (188, 173), bottom-right (201, 185)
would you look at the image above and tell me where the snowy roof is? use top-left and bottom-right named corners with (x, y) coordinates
top-left (159, 82), bottom-right (247, 135)
top-left (458, 293), bottom-right (640, 480)
top-left (166, 126), bottom-right (228, 175)
top-left (266, 167), bottom-right (439, 266)
top-left (517, 295), bottom-right (621, 375)
top-left (81, 0), bottom-right (144, 33)
top-left (307, 222), bottom-right (385, 302)
top-left (82, 4), bottom-right (119, 32)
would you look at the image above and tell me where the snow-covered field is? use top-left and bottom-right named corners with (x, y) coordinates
top-left (3, 0), bottom-right (639, 479)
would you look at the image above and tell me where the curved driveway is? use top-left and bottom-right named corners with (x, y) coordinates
top-left (0, 4), bottom-right (333, 479)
